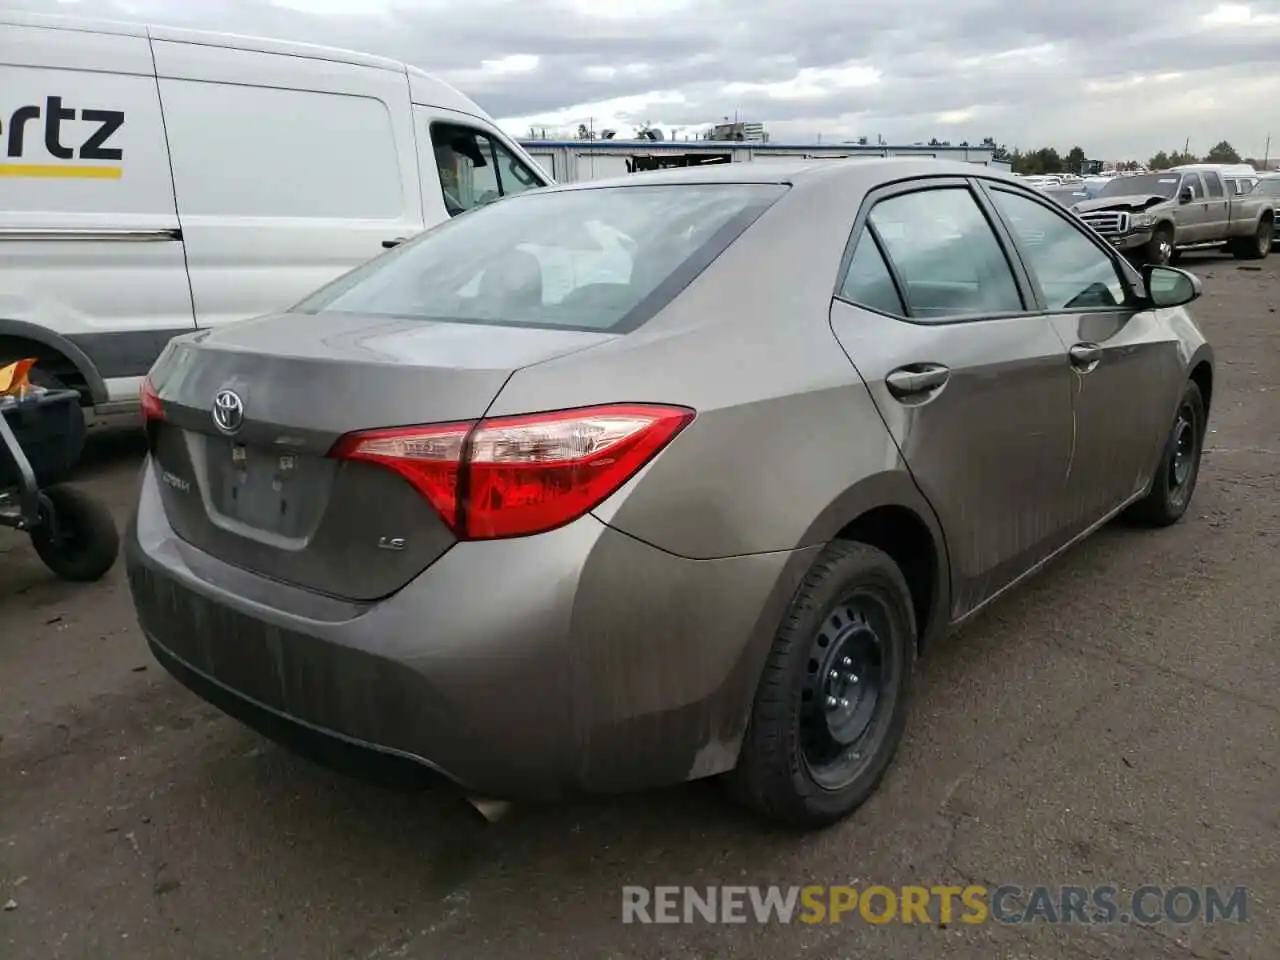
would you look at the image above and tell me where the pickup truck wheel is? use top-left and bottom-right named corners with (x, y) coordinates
top-left (1145, 225), bottom-right (1174, 265)
top-left (1232, 219), bottom-right (1272, 260)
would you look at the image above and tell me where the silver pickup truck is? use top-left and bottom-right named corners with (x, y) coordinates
top-left (1071, 165), bottom-right (1274, 265)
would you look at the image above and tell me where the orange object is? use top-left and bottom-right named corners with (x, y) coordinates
top-left (0, 358), bottom-right (38, 397)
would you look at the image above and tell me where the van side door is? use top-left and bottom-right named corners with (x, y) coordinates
top-left (150, 34), bottom-right (425, 329)
top-left (0, 17), bottom-right (195, 403)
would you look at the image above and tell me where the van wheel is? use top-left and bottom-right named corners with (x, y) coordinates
top-left (730, 541), bottom-right (916, 828)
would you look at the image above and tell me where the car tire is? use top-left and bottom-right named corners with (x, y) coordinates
top-left (1144, 225), bottom-right (1175, 265)
top-left (1125, 380), bottom-right (1206, 528)
top-left (1231, 219), bottom-right (1272, 260)
top-left (730, 541), bottom-right (916, 828)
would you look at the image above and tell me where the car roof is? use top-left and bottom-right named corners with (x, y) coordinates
top-left (537, 157), bottom-right (1022, 193)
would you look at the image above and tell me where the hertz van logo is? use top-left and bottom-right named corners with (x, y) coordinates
top-left (0, 97), bottom-right (125, 180)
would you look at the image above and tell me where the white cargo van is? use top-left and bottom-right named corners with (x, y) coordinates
top-left (0, 10), bottom-right (552, 420)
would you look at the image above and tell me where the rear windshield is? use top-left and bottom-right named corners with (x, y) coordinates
top-left (294, 183), bottom-right (786, 333)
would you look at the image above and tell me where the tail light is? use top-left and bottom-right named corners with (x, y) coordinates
top-left (329, 403), bottom-right (695, 539)
top-left (140, 377), bottom-right (165, 423)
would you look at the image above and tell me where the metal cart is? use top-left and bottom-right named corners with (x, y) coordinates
top-left (0, 381), bottom-right (119, 582)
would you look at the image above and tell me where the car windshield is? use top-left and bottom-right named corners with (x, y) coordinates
top-left (1100, 174), bottom-right (1181, 199)
top-left (294, 183), bottom-right (786, 332)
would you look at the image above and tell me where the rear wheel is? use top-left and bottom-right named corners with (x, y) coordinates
top-left (731, 541), bottom-right (916, 828)
top-left (29, 484), bottom-right (120, 582)
top-left (1232, 219), bottom-right (1272, 260)
top-left (1126, 380), bottom-right (1205, 527)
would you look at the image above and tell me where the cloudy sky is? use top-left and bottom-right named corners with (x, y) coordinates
top-left (15, 0), bottom-right (1280, 161)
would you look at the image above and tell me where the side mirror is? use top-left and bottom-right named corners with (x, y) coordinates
top-left (1178, 187), bottom-right (1194, 204)
top-left (1143, 264), bottom-right (1201, 308)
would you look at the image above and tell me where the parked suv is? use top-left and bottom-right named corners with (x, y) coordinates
top-left (1072, 165), bottom-right (1274, 265)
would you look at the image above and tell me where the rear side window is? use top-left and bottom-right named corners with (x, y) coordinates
top-left (839, 233), bottom-right (905, 315)
top-left (295, 183), bottom-right (786, 332)
top-left (867, 188), bottom-right (1023, 319)
top-left (1260, 178), bottom-right (1280, 198)
top-left (430, 123), bottom-right (543, 216)
top-left (1204, 172), bottom-right (1225, 198)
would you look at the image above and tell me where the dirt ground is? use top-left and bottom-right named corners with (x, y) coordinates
top-left (2, 255), bottom-right (1278, 959)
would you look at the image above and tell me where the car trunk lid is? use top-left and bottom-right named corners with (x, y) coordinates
top-left (145, 312), bottom-right (615, 601)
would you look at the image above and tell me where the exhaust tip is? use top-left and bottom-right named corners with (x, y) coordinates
top-left (466, 795), bottom-right (513, 823)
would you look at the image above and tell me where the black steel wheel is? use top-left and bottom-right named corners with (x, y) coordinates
top-left (29, 483), bottom-right (120, 582)
top-left (799, 593), bottom-right (895, 789)
top-left (1126, 380), bottom-right (1206, 527)
top-left (731, 541), bottom-right (916, 828)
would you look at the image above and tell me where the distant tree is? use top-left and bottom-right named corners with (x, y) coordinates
top-left (1148, 150), bottom-right (1173, 170)
top-left (600, 129), bottom-right (616, 140)
top-left (1204, 140), bottom-right (1242, 163)
top-left (576, 123), bottom-right (594, 140)
top-left (1065, 145), bottom-right (1087, 174)
top-left (1169, 149), bottom-right (1198, 166)
top-left (857, 136), bottom-right (869, 146)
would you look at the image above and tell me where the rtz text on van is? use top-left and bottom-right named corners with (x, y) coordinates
top-left (2, 97), bottom-right (124, 161)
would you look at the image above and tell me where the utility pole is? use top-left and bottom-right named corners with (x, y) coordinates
top-left (1264, 133), bottom-right (1272, 169)
top-left (1184, 136), bottom-right (1190, 160)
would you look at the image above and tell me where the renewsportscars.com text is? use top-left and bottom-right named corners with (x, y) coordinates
top-left (621, 885), bottom-right (1249, 925)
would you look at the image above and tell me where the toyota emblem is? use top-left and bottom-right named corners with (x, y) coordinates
top-left (212, 389), bottom-right (245, 434)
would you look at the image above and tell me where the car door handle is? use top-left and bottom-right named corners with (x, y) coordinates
top-left (885, 363), bottom-right (951, 400)
top-left (1069, 343), bottom-right (1103, 369)
top-left (382, 237), bottom-right (408, 249)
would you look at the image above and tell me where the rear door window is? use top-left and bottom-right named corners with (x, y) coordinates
top-left (866, 187), bottom-right (1024, 319)
top-left (1204, 171), bottom-right (1225, 198)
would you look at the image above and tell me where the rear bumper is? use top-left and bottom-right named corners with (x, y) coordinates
top-left (126, 460), bottom-right (816, 800)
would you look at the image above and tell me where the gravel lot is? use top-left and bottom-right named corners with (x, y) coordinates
top-left (2, 254), bottom-right (1278, 959)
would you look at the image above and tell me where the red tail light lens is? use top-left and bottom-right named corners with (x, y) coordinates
top-left (140, 377), bottom-right (165, 423)
top-left (329, 403), bottom-right (695, 539)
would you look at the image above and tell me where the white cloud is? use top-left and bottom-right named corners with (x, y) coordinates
top-left (15, 0), bottom-right (1280, 161)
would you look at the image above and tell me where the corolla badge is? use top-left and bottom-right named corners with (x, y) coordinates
top-left (212, 388), bottom-right (245, 434)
